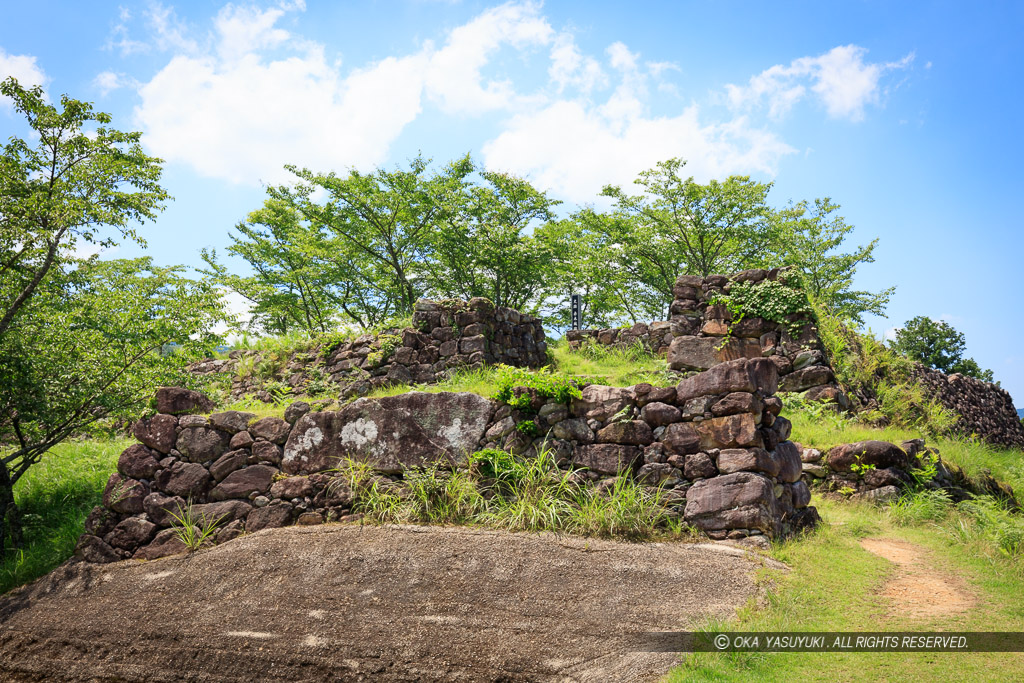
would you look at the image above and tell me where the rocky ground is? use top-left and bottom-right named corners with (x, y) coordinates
top-left (0, 524), bottom-right (772, 682)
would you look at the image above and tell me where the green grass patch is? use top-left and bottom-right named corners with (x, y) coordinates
top-left (339, 447), bottom-right (692, 541)
top-left (1, 438), bottom-right (127, 593)
top-left (667, 496), bottom-right (1024, 682)
top-left (784, 404), bottom-right (1024, 495)
top-left (548, 337), bottom-right (672, 386)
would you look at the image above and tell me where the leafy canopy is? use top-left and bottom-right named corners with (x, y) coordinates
top-left (891, 315), bottom-right (994, 382)
top-left (0, 77), bottom-right (169, 341)
top-left (772, 197), bottom-right (893, 324)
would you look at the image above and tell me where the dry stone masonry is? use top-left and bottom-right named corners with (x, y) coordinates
top-left (192, 298), bottom-right (547, 401)
top-left (567, 268), bottom-right (849, 410)
top-left (798, 437), bottom-right (1018, 509)
top-left (570, 268), bottom-right (1024, 448)
top-left (75, 358), bottom-right (819, 564)
top-left (908, 364), bottom-right (1024, 449)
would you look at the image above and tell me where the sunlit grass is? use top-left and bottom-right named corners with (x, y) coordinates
top-left (1, 438), bottom-right (128, 593)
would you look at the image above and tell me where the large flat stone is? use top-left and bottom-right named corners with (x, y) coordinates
top-left (667, 336), bottom-right (761, 372)
top-left (676, 358), bottom-right (779, 404)
top-left (282, 392), bottom-right (495, 474)
top-left (683, 472), bottom-right (781, 537)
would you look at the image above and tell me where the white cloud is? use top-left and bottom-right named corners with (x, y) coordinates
top-left (133, 2), bottom-right (429, 184)
top-left (0, 49), bottom-right (49, 108)
top-left (131, 0), bottom-right (561, 185)
top-left (122, 2), bottom-right (907, 197)
top-left (424, 0), bottom-right (553, 114)
top-left (482, 43), bottom-right (796, 203)
top-left (724, 45), bottom-right (913, 122)
top-left (548, 32), bottom-right (606, 94)
top-left (93, 70), bottom-right (130, 96)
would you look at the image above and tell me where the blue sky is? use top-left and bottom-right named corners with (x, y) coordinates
top-left (2, 1), bottom-right (1022, 407)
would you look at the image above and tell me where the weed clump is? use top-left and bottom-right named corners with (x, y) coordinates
top-left (334, 447), bottom-right (690, 542)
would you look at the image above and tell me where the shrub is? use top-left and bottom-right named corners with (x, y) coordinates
top-left (710, 275), bottom-right (812, 337)
top-left (493, 365), bottom-right (581, 409)
top-left (812, 303), bottom-right (957, 434)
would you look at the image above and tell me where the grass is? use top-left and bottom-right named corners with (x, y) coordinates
top-left (339, 447), bottom-right (691, 541)
top-left (549, 337), bottom-right (673, 386)
top-left (363, 365), bottom-right (504, 400)
top-left (783, 402), bottom-right (1024, 495)
top-left (1, 438), bottom-right (128, 593)
top-left (666, 496), bottom-right (1024, 682)
top-left (166, 501), bottom-right (227, 552)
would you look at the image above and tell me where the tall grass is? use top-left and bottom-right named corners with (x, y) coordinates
top-left (812, 304), bottom-right (957, 434)
top-left (548, 337), bottom-right (673, 387)
top-left (1, 438), bottom-right (128, 593)
top-left (338, 447), bottom-right (690, 541)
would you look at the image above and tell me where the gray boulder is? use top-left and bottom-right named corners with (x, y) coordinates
top-left (282, 391), bottom-right (495, 475)
top-left (684, 471), bottom-right (781, 537)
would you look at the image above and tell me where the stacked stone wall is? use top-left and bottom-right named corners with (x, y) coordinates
top-left (192, 298), bottom-right (547, 402)
top-left (75, 358), bottom-right (818, 564)
top-left (909, 364), bottom-right (1024, 449)
top-left (568, 268), bottom-right (846, 408)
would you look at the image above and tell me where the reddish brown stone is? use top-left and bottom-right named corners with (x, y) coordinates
top-left (683, 452), bottom-right (717, 479)
top-left (133, 414), bottom-right (178, 453)
top-left (270, 476), bottom-right (314, 499)
top-left (103, 474), bottom-right (148, 515)
top-left (209, 410), bottom-right (256, 434)
top-left (716, 448), bottom-right (780, 478)
top-left (155, 387), bottom-right (215, 415)
top-left (640, 402), bottom-right (682, 426)
top-left (210, 465), bottom-right (277, 501)
top-left (661, 422), bottom-right (701, 455)
top-left (683, 471), bottom-right (781, 537)
top-left (117, 444), bottom-right (160, 480)
top-left (596, 420), bottom-right (654, 446)
top-left (571, 444), bottom-right (641, 475)
top-left (246, 504), bottom-right (293, 532)
top-left (249, 417), bottom-right (291, 445)
top-left (134, 528), bottom-right (188, 561)
top-left (104, 517), bottom-right (157, 550)
top-left (695, 414), bottom-right (763, 450)
top-left (155, 461), bottom-right (211, 499)
top-left (774, 440), bottom-right (803, 483)
top-left (826, 440), bottom-right (911, 473)
top-left (711, 392), bottom-right (763, 419)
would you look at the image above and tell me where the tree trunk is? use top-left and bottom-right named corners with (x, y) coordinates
top-left (0, 460), bottom-right (22, 554)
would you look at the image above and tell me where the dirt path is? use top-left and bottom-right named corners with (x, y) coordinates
top-left (0, 524), bottom-right (773, 682)
top-left (860, 537), bottom-right (977, 621)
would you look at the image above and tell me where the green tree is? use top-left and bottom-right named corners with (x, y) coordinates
top-left (545, 212), bottom-right (668, 328)
top-left (773, 197), bottom-right (893, 324)
top-left (0, 78), bottom-right (168, 340)
top-left (201, 188), bottom-right (397, 334)
top-left (287, 155), bottom-right (473, 316)
top-left (423, 168), bottom-right (560, 311)
top-left (0, 258), bottom-right (223, 553)
top-left (0, 79), bottom-right (213, 554)
top-left (601, 158), bottom-right (776, 280)
top-left (891, 316), bottom-right (994, 382)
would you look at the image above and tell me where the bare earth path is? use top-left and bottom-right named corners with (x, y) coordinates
top-left (860, 537), bottom-right (977, 621)
top-left (0, 524), bottom-right (771, 682)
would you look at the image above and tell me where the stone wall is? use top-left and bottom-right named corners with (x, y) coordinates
top-left (799, 437), bottom-right (1018, 509)
top-left (567, 268), bottom-right (847, 409)
top-left (192, 298), bottom-right (547, 402)
top-left (909, 364), bottom-right (1024, 449)
top-left (74, 358), bottom-right (818, 564)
